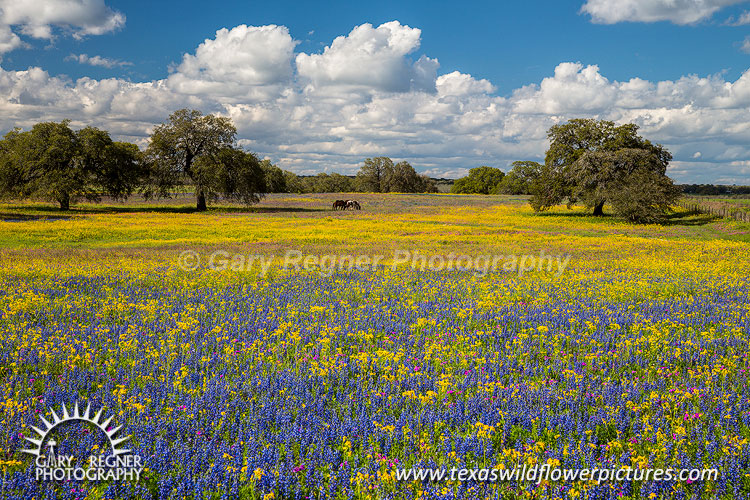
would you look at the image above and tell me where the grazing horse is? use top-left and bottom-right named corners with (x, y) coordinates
top-left (346, 200), bottom-right (361, 210)
top-left (332, 199), bottom-right (347, 210)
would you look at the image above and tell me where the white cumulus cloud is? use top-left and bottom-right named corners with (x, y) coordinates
top-left (512, 62), bottom-right (618, 114)
top-left (167, 24), bottom-right (297, 100)
top-left (0, 0), bottom-right (124, 44)
top-left (0, 24), bottom-right (21, 59)
top-left (436, 71), bottom-right (496, 96)
top-left (1, 22), bottom-right (750, 183)
top-left (296, 21), bottom-right (438, 93)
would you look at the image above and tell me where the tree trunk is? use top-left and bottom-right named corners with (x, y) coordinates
top-left (593, 201), bottom-right (605, 216)
top-left (196, 189), bottom-right (207, 211)
top-left (58, 193), bottom-right (70, 211)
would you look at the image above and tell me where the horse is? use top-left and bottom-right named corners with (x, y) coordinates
top-left (346, 200), bottom-right (361, 210)
top-left (332, 199), bottom-right (347, 210)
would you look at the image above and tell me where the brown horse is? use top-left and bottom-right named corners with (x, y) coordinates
top-left (332, 199), bottom-right (347, 210)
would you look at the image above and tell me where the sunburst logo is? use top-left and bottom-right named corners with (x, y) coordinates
top-left (22, 402), bottom-right (143, 482)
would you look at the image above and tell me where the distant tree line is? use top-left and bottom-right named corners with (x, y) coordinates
top-left (261, 157), bottom-right (437, 194)
top-left (260, 165), bottom-right (357, 194)
top-left (0, 110), bottom-right (438, 210)
top-left (679, 184), bottom-right (750, 196)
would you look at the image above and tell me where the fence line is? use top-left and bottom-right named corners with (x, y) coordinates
top-left (676, 197), bottom-right (750, 223)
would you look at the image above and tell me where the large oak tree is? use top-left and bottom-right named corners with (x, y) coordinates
top-left (0, 121), bottom-right (142, 210)
top-left (530, 118), bottom-right (677, 221)
top-left (145, 109), bottom-right (263, 210)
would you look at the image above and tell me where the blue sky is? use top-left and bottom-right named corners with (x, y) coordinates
top-left (5, 1), bottom-right (750, 94)
top-left (1, 0), bottom-right (750, 183)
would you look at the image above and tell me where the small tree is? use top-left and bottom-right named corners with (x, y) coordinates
top-left (78, 127), bottom-right (144, 203)
top-left (145, 109), bottom-right (237, 210)
top-left (328, 173), bottom-right (355, 192)
top-left (356, 157), bottom-right (435, 193)
top-left (415, 173), bottom-right (438, 193)
top-left (0, 121), bottom-right (84, 210)
top-left (0, 129), bottom-right (24, 200)
top-left (528, 161), bottom-right (574, 212)
top-left (451, 166), bottom-right (504, 194)
top-left (355, 157), bottom-right (393, 193)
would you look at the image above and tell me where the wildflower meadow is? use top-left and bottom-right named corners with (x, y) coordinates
top-left (1, 193), bottom-right (749, 499)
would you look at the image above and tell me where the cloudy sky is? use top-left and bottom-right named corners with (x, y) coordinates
top-left (2, 0), bottom-right (750, 183)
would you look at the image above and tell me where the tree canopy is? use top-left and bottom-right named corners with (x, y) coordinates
top-left (608, 167), bottom-right (681, 223)
top-left (261, 159), bottom-right (289, 193)
top-left (193, 148), bottom-right (266, 206)
top-left (530, 118), bottom-right (677, 221)
top-left (451, 166), bottom-right (505, 194)
top-left (145, 108), bottom-right (265, 210)
top-left (355, 157), bottom-right (392, 193)
top-left (0, 121), bottom-right (142, 209)
top-left (355, 157), bottom-right (436, 193)
top-left (303, 173), bottom-right (355, 193)
top-left (497, 161), bottom-right (541, 195)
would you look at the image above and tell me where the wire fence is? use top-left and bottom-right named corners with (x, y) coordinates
top-left (676, 196), bottom-right (750, 223)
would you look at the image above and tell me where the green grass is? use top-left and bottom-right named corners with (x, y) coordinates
top-left (0, 193), bottom-right (749, 253)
